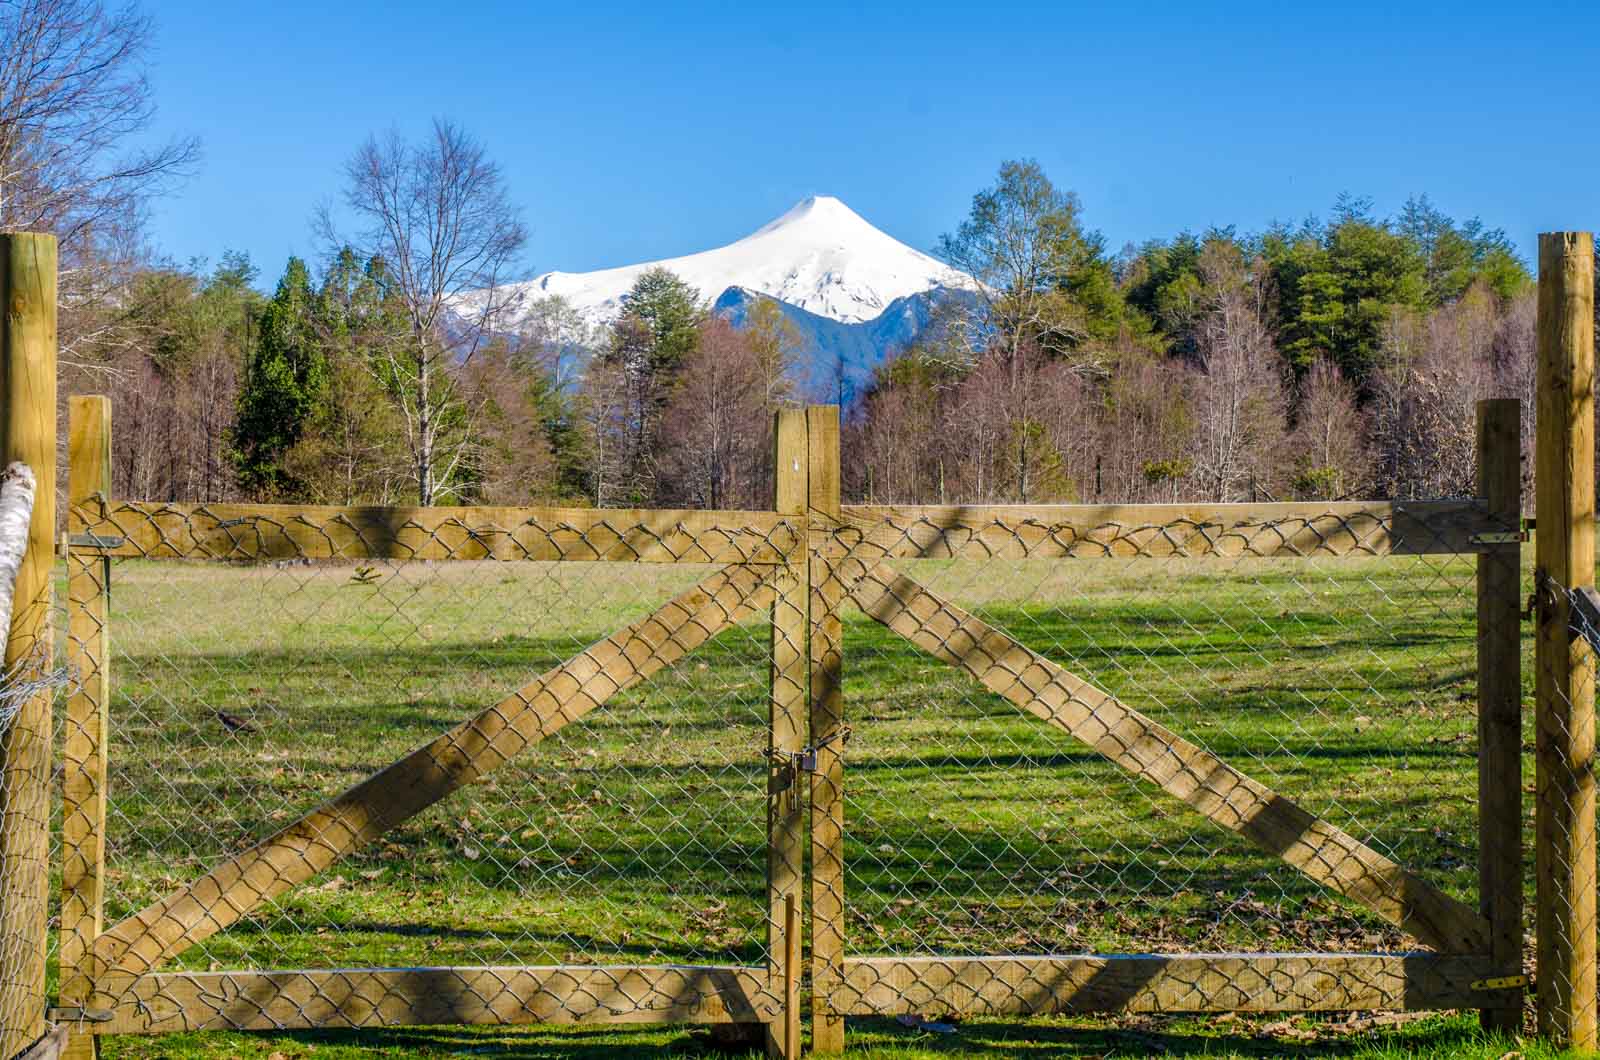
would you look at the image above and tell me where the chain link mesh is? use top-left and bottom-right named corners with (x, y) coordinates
top-left (1, 648), bottom-right (67, 1053)
top-left (1530, 570), bottom-right (1598, 1040)
top-left (819, 501), bottom-right (1520, 1018)
top-left (33, 492), bottom-right (1549, 1041)
top-left (54, 503), bottom-right (802, 1032)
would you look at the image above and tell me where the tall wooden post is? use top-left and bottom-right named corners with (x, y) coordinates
top-left (61, 396), bottom-right (112, 1058)
top-left (0, 233), bottom-right (58, 1059)
top-left (807, 405), bottom-right (845, 1054)
top-left (1534, 231), bottom-right (1597, 1049)
top-left (766, 408), bottom-right (807, 1060)
top-left (1476, 397), bottom-right (1522, 1033)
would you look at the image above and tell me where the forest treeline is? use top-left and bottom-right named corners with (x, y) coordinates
top-left (10, 1), bottom-right (1595, 513)
top-left (76, 158), bottom-right (1587, 512)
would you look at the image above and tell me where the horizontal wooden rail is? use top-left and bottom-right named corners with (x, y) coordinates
top-left (65, 498), bottom-right (1508, 564)
top-left (77, 964), bottom-right (778, 1034)
top-left (834, 954), bottom-right (1513, 1016)
top-left (71, 500), bottom-right (801, 565)
top-left (837, 500), bottom-right (1508, 560)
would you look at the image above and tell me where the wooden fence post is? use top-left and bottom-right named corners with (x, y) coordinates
top-left (0, 232), bottom-right (59, 1059)
top-left (767, 408), bottom-right (807, 1060)
top-left (1535, 230), bottom-right (1597, 1050)
top-left (807, 405), bottom-right (845, 1054)
top-left (1476, 397), bottom-right (1522, 1034)
top-left (60, 397), bottom-right (111, 1059)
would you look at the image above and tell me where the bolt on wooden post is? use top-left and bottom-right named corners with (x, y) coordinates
top-left (1534, 230), bottom-right (1597, 1050)
top-left (0, 232), bottom-right (59, 1059)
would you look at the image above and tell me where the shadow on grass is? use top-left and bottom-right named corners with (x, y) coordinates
top-left (127, 1012), bottom-right (1499, 1059)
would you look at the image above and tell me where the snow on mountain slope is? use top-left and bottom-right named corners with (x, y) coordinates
top-left (510, 195), bottom-right (975, 327)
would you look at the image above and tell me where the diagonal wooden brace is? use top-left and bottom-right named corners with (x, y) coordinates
top-left (847, 560), bottom-right (1490, 955)
top-left (89, 563), bottom-right (778, 993)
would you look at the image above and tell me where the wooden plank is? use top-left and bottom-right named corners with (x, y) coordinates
top-left (1534, 230), bottom-right (1598, 1049)
top-left (89, 563), bottom-right (779, 990)
top-left (766, 408), bottom-right (807, 1060)
top-left (782, 895), bottom-right (800, 1059)
top-left (61, 396), bottom-right (112, 1060)
top-left (84, 965), bottom-right (779, 1034)
top-left (72, 501), bottom-right (801, 565)
top-left (837, 499), bottom-right (1499, 560)
top-left (1475, 398), bottom-right (1524, 1034)
top-left (806, 405), bottom-right (846, 1055)
top-left (0, 231), bottom-right (57, 1060)
top-left (846, 561), bottom-right (1490, 954)
top-left (833, 954), bottom-right (1509, 1017)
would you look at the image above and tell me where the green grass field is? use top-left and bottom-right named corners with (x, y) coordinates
top-left (47, 547), bottom-right (1549, 1057)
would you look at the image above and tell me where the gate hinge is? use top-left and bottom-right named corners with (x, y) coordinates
top-left (1470, 531), bottom-right (1524, 545)
top-left (48, 1006), bottom-right (115, 1023)
top-left (1469, 975), bottom-right (1528, 991)
top-left (67, 533), bottom-right (123, 550)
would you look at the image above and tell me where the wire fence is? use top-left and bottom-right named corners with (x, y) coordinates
top-left (36, 490), bottom-right (1539, 1043)
top-left (54, 503), bottom-right (805, 1032)
top-left (810, 499), bottom-right (1527, 1023)
top-left (843, 550), bottom-right (1482, 960)
top-left (1530, 569), bottom-right (1599, 1041)
top-left (1, 648), bottom-right (67, 1055)
top-left (0, 396), bottom-right (1572, 1056)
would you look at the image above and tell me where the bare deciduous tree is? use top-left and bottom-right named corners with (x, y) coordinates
top-left (0, 0), bottom-right (198, 365)
top-left (318, 118), bottom-right (527, 504)
top-left (1291, 358), bottom-right (1370, 499)
top-left (1188, 245), bottom-right (1288, 501)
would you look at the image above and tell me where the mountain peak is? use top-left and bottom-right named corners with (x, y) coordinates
top-left (507, 196), bottom-right (974, 326)
top-left (750, 195), bottom-right (869, 237)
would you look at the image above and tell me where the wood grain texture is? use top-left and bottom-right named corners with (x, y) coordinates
top-left (0, 232), bottom-right (57, 1060)
top-left (846, 561), bottom-right (1489, 954)
top-left (61, 397), bottom-right (112, 1060)
top-left (1474, 399), bottom-right (1523, 1033)
top-left (766, 408), bottom-right (807, 1060)
top-left (837, 500), bottom-right (1500, 560)
top-left (71, 501), bottom-right (800, 565)
top-left (1534, 230), bottom-right (1598, 1049)
top-left (83, 965), bottom-right (780, 1035)
top-left (833, 954), bottom-right (1509, 1016)
top-left (806, 406), bottom-right (847, 1054)
top-left (89, 563), bottom-right (779, 993)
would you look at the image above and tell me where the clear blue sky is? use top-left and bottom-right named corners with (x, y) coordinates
top-left (139, 1), bottom-right (1600, 285)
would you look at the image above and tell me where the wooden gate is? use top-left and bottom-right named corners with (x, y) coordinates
top-left (52, 398), bottom-right (1525, 1057)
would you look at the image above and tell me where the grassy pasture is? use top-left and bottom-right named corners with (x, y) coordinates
top-left (46, 547), bottom-right (1541, 1057)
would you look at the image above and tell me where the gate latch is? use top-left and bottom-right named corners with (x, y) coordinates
top-left (1469, 975), bottom-right (1528, 991)
top-left (770, 727), bottom-right (853, 806)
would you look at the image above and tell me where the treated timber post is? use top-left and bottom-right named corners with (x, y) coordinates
top-left (0, 233), bottom-right (58, 1059)
top-left (1476, 397), bottom-right (1522, 1034)
top-left (807, 405), bottom-right (845, 1054)
top-left (767, 408), bottom-right (807, 1060)
top-left (61, 397), bottom-right (112, 1059)
top-left (1534, 230), bottom-right (1597, 1050)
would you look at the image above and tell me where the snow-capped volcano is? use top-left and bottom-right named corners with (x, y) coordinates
top-left (513, 195), bottom-right (975, 326)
